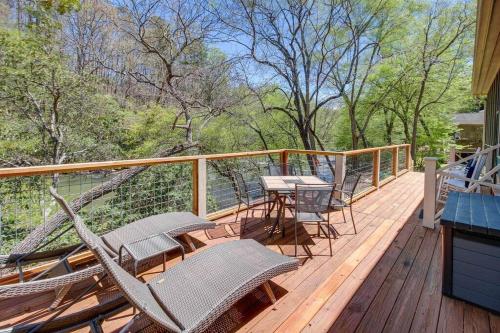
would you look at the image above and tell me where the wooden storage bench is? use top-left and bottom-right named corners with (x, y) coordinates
top-left (440, 192), bottom-right (500, 313)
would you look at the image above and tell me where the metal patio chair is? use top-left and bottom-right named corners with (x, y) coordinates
top-left (292, 184), bottom-right (336, 257)
top-left (331, 173), bottom-right (362, 234)
top-left (69, 206), bottom-right (299, 333)
top-left (232, 171), bottom-right (273, 234)
top-left (267, 163), bottom-right (297, 176)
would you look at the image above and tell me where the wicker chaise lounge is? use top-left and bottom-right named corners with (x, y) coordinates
top-left (67, 207), bottom-right (299, 332)
top-left (0, 193), bottom-right (215, 302)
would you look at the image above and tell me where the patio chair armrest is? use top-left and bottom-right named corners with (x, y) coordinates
top-left (118, 245), bottom-right (130, 265)
top-left (339, 189), bottom-right (354, 196)
top-left (333, 188), bottom-right (354, 198)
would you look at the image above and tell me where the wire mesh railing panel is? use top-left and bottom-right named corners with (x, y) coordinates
top-left (399, 146), bottom-right (407, 172)
top-left (286, 154), bottom-right (335, 182)
top-left (380, 150), bottom-right (393, 181)
top-left (0, 147), bottom-right (408, 256)
top-left (206, 154), bottom-right (280, 213)
top-left (0, 162), bottom-right (193, 255)
top-left (0, 176), bottom-right (49, 255)
top-left (345, 153), bottom-right (374, 194)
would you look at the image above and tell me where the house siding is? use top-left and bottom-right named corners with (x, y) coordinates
top-left (485, 70), bottom-right (500, 170)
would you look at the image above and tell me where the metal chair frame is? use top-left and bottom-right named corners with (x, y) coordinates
top-left (332, 173), bottom-right (362, 234)
top-left (232, 172), bottom-right (273, 234)
top-left (293, 184), bottom-right (337, 257)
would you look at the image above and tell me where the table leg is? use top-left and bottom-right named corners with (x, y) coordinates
top-left (269, 195), bottom-right (287, 238)
top-left (280, 196), bottom-right (286, 238)
top-left (265, 192), bottom-right (277, 219)
top-left (268, 195), bottom-right (282, 238)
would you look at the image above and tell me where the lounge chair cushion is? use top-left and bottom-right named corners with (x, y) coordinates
top-left (148, 239), bottom-right (298, 332)
top-left (103, 212), bottom-right (215, 253)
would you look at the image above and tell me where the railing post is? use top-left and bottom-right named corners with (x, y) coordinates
top-left (423, 157), bottom-right (437, 229)
top-left (373, 149), bottom-right (380, 188)
top-left (405, 145), bottom-right (412, 170)
top-left (334, 154), bottom-right (346, 199)
top-left (280, 150), bottom-right (289, 175)
top-left (449, 145), bottom-right (456, 163)
top-left (192, 158), bottom-right (207, 217)
top-left (392, 147), bottom-right (399, 177)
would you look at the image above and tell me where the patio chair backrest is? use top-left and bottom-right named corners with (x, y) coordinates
top-left (233, 171), bottom-right (250, 204)
top-left (472, 154), bottom-right (487, 181)
top-left (91, 239), bottom-right (182, 332)
top-left (49, 187), bottom-right (114, 255)
top-left (340, 173), bottom-right (362, 196)
top-left (295, 184), bottom-right (334, 213)
top-left (267, 163), bottom-right (296, 176)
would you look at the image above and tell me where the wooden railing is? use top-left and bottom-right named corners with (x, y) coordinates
top-left (0, 144), bottom-right (411, 282)
top-left (422, 143), bottom-right (500, 228)
top-left (0, 144), bottom-right (411, 216)
top-left (0, 144), bottom-right (411, 254)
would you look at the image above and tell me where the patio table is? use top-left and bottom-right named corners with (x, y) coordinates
top-left (261, 175), bottom-right (327, 238)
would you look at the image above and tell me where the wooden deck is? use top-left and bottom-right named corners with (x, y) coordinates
top-left (1, 171), bottom-right (499, 332)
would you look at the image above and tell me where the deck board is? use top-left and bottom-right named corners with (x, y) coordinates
top-left (0, 171), bottom-right (497, 333)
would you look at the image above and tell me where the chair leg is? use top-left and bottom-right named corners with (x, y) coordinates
top-left (180, 246), bottom-right (185, 260)
top-left (327, 221), bottom-right (333, 256)
top-left (263, 192), bottom-right (267, 217)
top-left (50, 284), bottom-right (72, 310)
top-left (350, 205), bottom-right (357, 234)
top-left (294, 221), bottom-right (298, 257)
top-left (261, 281), bottom-right (277, 304)
top-left (181, 234), bottom-right (196, 252)
top-left (242, 207), bottom-right (250, 234)
top-left (341, 206), bottom-right (347, 223)
top-left (162, 253), bottom-right (166, 272)
top-left (317, 222), bottom-right (321, 237)
top-left (235, 202), bottom-right (241, 223)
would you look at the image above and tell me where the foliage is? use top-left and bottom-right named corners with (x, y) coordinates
top-left (0, 0), bottom-right (479, 252)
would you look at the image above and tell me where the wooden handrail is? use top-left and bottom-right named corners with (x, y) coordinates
top-left (284, 149), bottom-right (345, 156)
top-left (0, 150), bottom-right (285, 178)
top-left (342, 144), bottom-right (410, 156)
top-left (0, 146), bottom-right (411, 178)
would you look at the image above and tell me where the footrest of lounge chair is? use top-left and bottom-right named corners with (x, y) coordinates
top-left (148, 239), bottom-right (298, 332)
top-left (103, 212), bottom-right (215, 253)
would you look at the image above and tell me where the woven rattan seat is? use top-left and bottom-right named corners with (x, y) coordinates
top-left (148, 240), bottom-right (298, 332)
top-left (103, 212), bottom-right (215, 253)
top-left (73, 212), bottom-right (299, 333)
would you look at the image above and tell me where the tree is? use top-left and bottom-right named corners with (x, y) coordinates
top-left (401, 0), bottom-right (474, 160)
top-left (213, 0), bottom-right (349, 158)
top-left (0, 28), bottom-right (99, 169)
top-left (109, 0), bottom-right (235, 144)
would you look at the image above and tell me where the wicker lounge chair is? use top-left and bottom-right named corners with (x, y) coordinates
top-left (69, 204), bottom-right (299, 333)
top-left (0, 190), bottom-right (216, 303)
